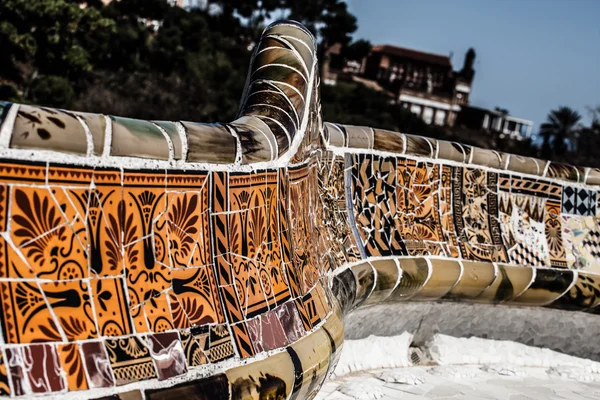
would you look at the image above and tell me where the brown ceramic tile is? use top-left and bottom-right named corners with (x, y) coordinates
top-left (0, 280), bottom-right (62, 344)
top-left (179, 329), bottom-right (209, 367)
top-left (104, 336), bottom-right (156, 386)
top-left (508, 268), bottom-right (575, 306)
top-left (350, 262), bottom-right (375, 307)
top-left (364, 259), bottom-right (400, 305)
top-left (154, 121), bottom-right (183, 159)
top-left (182, 121), bottom-right (238, 164)
top-left (286, 329), bottom-right (331, 400)
top-left (145, 373), bottom-right (230, 400)
top-left (171, 266), bottom-right (222, 326)
top-left (227, 351), bottom-right (294, 400)
top-left (23, 344), bottom-right (66, 393)
top-left (76, 111), bottom-right (107, 156)
top-left (506, 155), bottom-right (541, 175)
top-left (404, 134), bottom-right (435, 157)
top-left (340, 125), bottom-right (373, 150)
top-left (10, 105), bottom-right (88, 154)
top-left (325, 122), bottom-right (345, 147)
top-left (230, 116), bottom-right (277, 163)
top-left (275, 300), bottom-right (306, 343)
top-left (143, 291), bottom-right (174, 333)
top-left (81, 341), bottom-right (114, 389)
top-left (387, 258), bottom-right (430, 301)
top-left (6, 347), bottom-right (26, 396)
top-left (550, 271), bottom-right (600, 311)
top-left (474, 264), bottom-right (534, 303)
top-left (436, 140), bottom-right (466, 163)
top-left (585, 168), bottom-right (600, 186)
top-left (0, 350), bottom-right (9, 396)
top-left (110, 116), bottom-right (170, 160)
top-left (373, 128), bottom-right (405, 153)
top-left (415, 259), bottom-right (461, 301)
top-left (469, 147), bottom-right (506, 169)
top-left (446, 261), bottom-right (496, 300)
top-left (146, 332), bottom-right (187, 381)
top-left (545, 162), bottom-right (583, 183)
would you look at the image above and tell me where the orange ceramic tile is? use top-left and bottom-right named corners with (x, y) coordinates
top-left (167, 291), bottom-right (192, 329)
top-left (0, 236), bottom-right (35, 279)
top-left (58, 343), bottom-right (89, 391)
top-left (123, 179), bottom-right (170, 308)
top-left (11, 186), bottom-right (88, 280)
top-left (131, 305), bottom-right (150, 334)
top-left (165, 191), bottom-right (211, 268)
top-left (0, 162), bottom-right (46, 185)
top-left (171, 266), bottom-right (223, 326)
top-left (143, 291), bottom-right (174, 333)
top-left (49, 187), bottom-right (88, 246)
top-left (74, 184), bottom-right (124, 277)
top-left (0, 185), bottom-right (9, 233)
top-left (90, 277), bottom-right (133, 337)
top-left (41, 280), bottom-right (97, 340)
top-left (0, 280), bottom-right (62, 343)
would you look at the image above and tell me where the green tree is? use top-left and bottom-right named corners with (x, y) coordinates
top-left (0, 0), bottom-right (115, 88)
top-left (539, 106), bottom-right (582, 159)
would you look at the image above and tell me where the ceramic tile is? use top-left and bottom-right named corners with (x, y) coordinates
top-left (416, 259), bottom-right (462, 300)
top-left (10, 105), bottom-right (88, 154)
top-left (76, 111), bottom-right (107, 156)
top-left (90, 277), bottom-right (133, 337)
top-left (227, 351), bottom-right (295, 400)
top-left (146, 332), bottom-right (187, 381)
top-left (508, 268), bottom-right (575, 306)
top-left (104, 336), bottom-right (156, 385)
top-left (41, 280), bottom-right (97, 340)
top-left (20, 344), bottom-right (66, 393)
top-left (351, 262), bottom-right (375, 307)
top-left (81, 341), bottom-right (114, 388)
top-left (446, 261), bottom-right (497, 299)
top-left (229, 116), bottom-right (277, 163)
top-left (475, 264), bottom-right (534, 303)
top-left (110, 116), bottom-right (170, 160)
top-left (145, 373), bottom-right (230, 400)
top-left (179, 329), bottom-right (209, 367)
top-left (387, 258), bottom-right (430, 301)
top-left (153, 121), bottom-right (183, 159)
top-left (58, 343), bottom-right (89, 391)
top-left (182, 122), bottom-right (238, 164)
top-left (365, 259), bottom-right (400, 304)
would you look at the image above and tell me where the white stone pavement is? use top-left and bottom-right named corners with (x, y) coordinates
top-left (315, 334), bottom-right (600, 399)
top-left (316, 366), bottom-right (600, 400)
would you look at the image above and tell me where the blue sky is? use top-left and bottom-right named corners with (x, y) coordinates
top-left (346, 0), bottom-right (600, 131)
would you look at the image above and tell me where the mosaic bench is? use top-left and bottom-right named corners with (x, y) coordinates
top-left (0, 19), bottom-right (598, 399)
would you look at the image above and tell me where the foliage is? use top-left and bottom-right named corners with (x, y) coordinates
top-left (539, 106), bottom-right (582, 158)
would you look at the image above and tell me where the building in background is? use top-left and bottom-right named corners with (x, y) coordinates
top-left (456, 106), bottom-right (533, 140)
top-left (362, 45), bottom-right (474, 127)
top-left (325, 42), bottom-right (534, 139)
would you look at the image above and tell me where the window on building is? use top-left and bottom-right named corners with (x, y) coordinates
top-left (410, 104), bottom-right (421, 116)
top-left (423, 107), bottom-right (434, 124)
top-left (435, 110), bottom-right (446, 126)
top-left (482, 114), bottom-right (489, 129)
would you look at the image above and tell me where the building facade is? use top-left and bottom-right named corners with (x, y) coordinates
top-left (362, 45), bottom-right (476, 127)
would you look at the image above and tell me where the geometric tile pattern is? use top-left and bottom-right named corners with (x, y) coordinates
top-left (562, 185), bottom-right (597, 216)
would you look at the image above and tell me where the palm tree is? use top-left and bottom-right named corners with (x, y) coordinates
top-left (539, 106), bottom-right (581, 159)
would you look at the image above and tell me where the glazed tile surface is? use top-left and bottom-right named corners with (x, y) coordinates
top-left (0, 18), bottom-right (599, 400)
